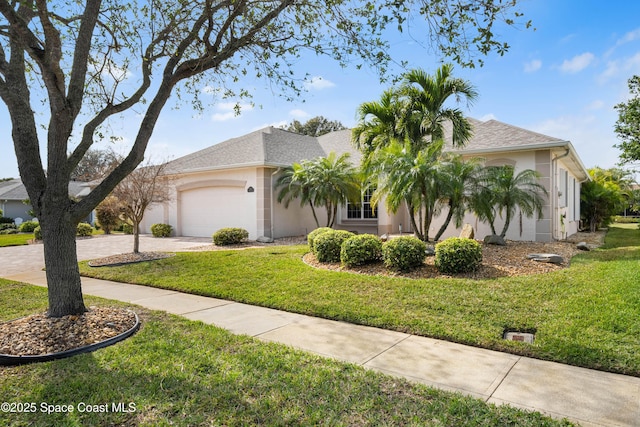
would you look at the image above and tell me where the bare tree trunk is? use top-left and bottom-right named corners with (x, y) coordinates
top-left (41, 211), bottom-right (87, 317)
top-left (133, 221), bottom-right (140, 254)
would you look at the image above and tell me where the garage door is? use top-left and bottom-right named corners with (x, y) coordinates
top-left (180, 186), bottom-right (253, 237)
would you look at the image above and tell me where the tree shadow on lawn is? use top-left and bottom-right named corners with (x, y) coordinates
top-left (1, 310), bottom-right (572, 426)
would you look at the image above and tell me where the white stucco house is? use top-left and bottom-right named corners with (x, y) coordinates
top-left (140, 118), bottom-right (589, 242)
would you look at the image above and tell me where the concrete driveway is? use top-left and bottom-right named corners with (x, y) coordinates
top-left (0, 234), bottom-right (210, 277)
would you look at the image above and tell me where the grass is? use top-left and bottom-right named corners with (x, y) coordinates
top-left (79, 224), bottom-right (640, 377)
top-left (0, 280), bottom-right (572, 426)
top-left (0, 233), bottom-right (34, 247)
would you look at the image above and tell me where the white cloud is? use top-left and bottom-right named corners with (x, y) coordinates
top-left (598, 52), bottom-right (640, 83)
top-left (211, 101), bottom-right (254, 122)
top-left (479, 113), bottom-right (497, 122)
top-left (304, 76), bottom-right (335, 91)
top-left (529, 114), bottom-right (620, 168)
top-left (560, 52), bottom-right (595, 73)
top-left (585, 100), bottom-right (605, 111)
top-left (524, 59), bottom-right (542, 73)
top-left (289, 109), bottom-right (310, 118)
top-left (615, 28), bottom-right (640, 49)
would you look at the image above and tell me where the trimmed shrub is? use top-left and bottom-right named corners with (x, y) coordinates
top-left (382, 236), bottom-right (427, 272)
top-left (434, 237), bottom-right (482, 274)
top-left (314, 230), bottom-right (354, 263)
top-left (122, 223), bottom-right (133, 234)
top-left (76, 222), bottom-right (94, 237)
top-left (19, 220), bottom-right (39, 233)
top-left (0, 223), bottom-right (16, 231)
top-left (0, 228), bottom-right (19, 235)
top-left (307, 227), bottom-right (333, 254)
top-left (340, 234), bottom-right (383, 267)
top-left (0, 216), bottom-right (14, 224)
top-left (151, 223), bottom-right (173, 238)
top-left (34, 226), bottom-right (42, 240)
top-left (213, 227), bottom-right (249, 246)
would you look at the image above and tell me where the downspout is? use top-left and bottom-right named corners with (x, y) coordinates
top-left (551, 148), bottom-right (570, 240)
top-left (270, 168), bottom-right (281, 239)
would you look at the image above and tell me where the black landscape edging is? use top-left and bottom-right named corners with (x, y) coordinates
top-left (0, 311), bottom-right (140, 366)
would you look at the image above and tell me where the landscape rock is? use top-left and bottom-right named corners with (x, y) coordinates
top-left (576, 241), bottom-right (590, 251)
top-left (483, 234), bottom-right (506, 246)
top-left (256, 236), bottom-right (274, 243)
top-left (425, 246), bottom-right (435, 257)
top-left (459, 224), bottom-right (475, 239)
top-left (527, 253), bottom-right (564, 264)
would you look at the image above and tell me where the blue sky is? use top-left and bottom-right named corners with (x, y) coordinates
top-left (3, 0), bottom-right (640, 179)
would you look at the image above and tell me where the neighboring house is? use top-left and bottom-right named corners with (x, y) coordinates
top-left (141, 118), bottom-right (589, 242)
top-left (0, 179), bottom-right (94, 224)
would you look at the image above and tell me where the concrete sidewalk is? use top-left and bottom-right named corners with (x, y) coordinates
top-left (4, 269), bottom-right (640, 427)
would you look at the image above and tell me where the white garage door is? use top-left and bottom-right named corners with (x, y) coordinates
top-left (180, 187), bottom-right (253, 237)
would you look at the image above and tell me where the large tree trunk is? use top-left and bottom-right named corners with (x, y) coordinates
top-left (40, 211), bottom-right (87, 317)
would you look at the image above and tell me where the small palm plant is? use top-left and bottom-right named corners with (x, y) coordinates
top-left (473, 165), bottom-right (548, 238)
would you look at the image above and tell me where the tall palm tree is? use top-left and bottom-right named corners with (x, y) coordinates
top-left (479, 165), bottom-right (548, 238)
top-left (401, 64), bottom-right (478, 152)
top-left (275, 152), bottom-right (360, 228)
top-left (352, 88), bottom-right (407, 167)
top-left (433, 154), bottom-right (483, 241)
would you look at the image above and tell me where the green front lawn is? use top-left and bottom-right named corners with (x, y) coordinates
top-left (0, 280), bottom-right (570, 426)
top-left (0, 233), bottom-right (34, 247)
top-left (79, 225), bottom-right (640, 376)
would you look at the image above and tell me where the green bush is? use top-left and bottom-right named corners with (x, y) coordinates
top-left (0, 228), bottom-right (19, 235)
top-left (314, 230), bottom-right (354, 263)
top-left (76, 222), bottom-right (94, 237)
top-left (613, 215), bottom-right (640, 223)
top-left (382, 236), bottom-right (427, 272)
top-left (18, 220), bottom-right (39, 233)
top-left (122, 223), bottom-right (133, 234)
top-left (434, 237), bottom-right (482, 274)
top-left (213, 227), bottom-right (249, 246)
top-left (34, 226), bottom-right (42, 240)
top-left (340, 234), bottom-right (383, 267)
top-left (0, 216), bottom-right (14, 224)
top-left (151, 223), bottom-right (173, 237)
top-left (307, 227), bottom-right (333, 254)
top-left (0, 223), bottom-right (16, 231)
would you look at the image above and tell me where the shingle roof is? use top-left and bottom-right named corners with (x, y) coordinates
top-left (164, 126), bottom-right (353, 174)
top-left (163, 119), bottom-right (585, 178)
top-left (0, 179), bottom-right (91, 201)
top-left (445, 118), bottom-right (566, 152)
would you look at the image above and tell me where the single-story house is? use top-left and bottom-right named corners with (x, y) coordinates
top-left (0, 179), bottom-right (93, 224)
top-left (140, 118), bottom-right (590, 242)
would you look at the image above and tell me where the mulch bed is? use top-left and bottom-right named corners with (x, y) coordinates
top-left (304, 231), bottom-right (606, 279)
top-left (0, 307), bottom-right (137, 357)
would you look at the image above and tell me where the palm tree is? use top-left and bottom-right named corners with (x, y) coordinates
top-left (433, 154), bottom-right (483, 241)
top-left (308, 152), bottom-right (361, 227)
top-left (275, 162), bottom-right (321, 227)
top-left (479, 166), bottom-right (548, 239)
top-left (401, 64), bottom-right (478, 152)
top-left (369, 140), bottom-right (443, 241)
top-left (352, 88), bottom-right (407, 166)
top-left (275, 152), bottom-right (360, 228)
top-left (580, 167), bottom-right (635, 231)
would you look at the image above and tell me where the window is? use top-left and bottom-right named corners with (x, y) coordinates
top-left (347, 188), bottom-right (377, 219)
